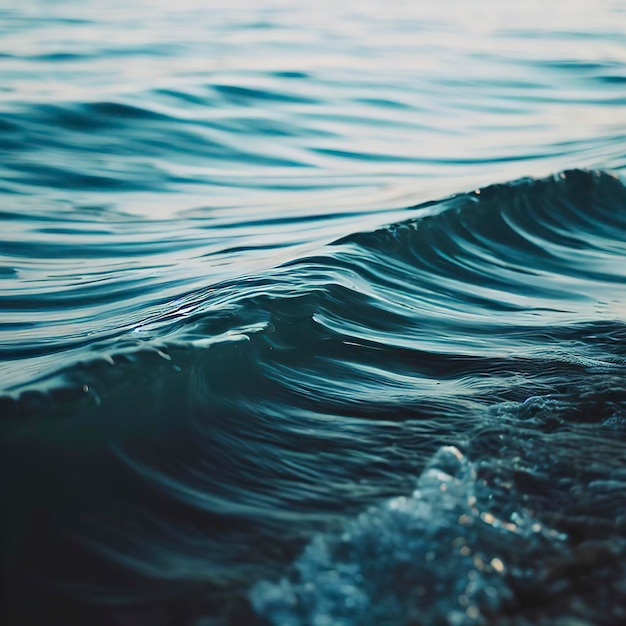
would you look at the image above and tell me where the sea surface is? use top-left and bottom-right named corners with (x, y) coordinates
top-left (1, 1), bottom-right (626, 625)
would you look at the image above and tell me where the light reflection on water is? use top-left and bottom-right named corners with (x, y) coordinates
top-left (1, 4), bottom-right (626, 624)
top-left (1, 0), bottom-right (625, 386)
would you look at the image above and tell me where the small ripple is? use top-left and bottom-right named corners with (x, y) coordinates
top-left (212, 84), bottom-right (316, 105)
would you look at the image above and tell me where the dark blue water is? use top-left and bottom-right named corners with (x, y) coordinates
top-left (1, 2), bottom-right (626, 625)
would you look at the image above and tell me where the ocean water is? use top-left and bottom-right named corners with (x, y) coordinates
top-left (1, 1), bottom-right (626, 624)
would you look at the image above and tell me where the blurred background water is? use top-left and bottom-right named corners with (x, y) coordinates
top-left (1, 1), bottom-right (626, 625)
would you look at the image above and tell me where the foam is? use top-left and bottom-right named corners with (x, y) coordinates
top-left (250, 446), bottom-right (558, 626)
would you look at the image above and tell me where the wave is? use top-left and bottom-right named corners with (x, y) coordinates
top-left (2, 169), bottom-right (626, 625)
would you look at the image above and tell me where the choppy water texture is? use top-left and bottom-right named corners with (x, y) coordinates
top-left (1, 1), bottom-right (626, 625)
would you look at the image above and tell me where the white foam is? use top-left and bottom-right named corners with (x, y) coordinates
top-left (251, 446), bottom-right (554, 626)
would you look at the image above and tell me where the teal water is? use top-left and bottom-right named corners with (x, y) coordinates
top-left (1, 2), bottom-right (626, 625)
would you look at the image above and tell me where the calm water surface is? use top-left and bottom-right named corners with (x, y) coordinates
top-left (1, 1), bottom-right (626, 625)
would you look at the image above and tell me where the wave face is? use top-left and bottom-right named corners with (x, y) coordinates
top-left (2, 169), bottom-right (626, 625)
